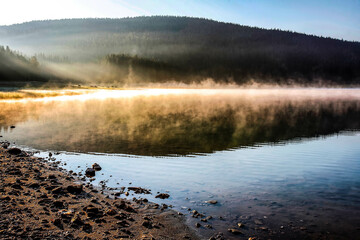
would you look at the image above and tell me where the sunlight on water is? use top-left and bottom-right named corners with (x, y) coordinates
top-left (1, 88), bottom-right (360, 155)
top-left (1, 88), bottom-right (360, 103)
top-left (0, 88), bottom-right (194, 103)
top-left (1, 88), bottom-right (360, 239)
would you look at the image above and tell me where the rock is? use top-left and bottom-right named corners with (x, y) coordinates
top-left (142, 220), bottom-right (152, 229)
top-left (48, 174), bottom-right (56, 179)
top-left (85, 168), bottom-right (96, 177)
top-left (58, 209), bottom-right (73, 219)
top-left (128, 187), bottom-right (151, 194)
top-left (116, 220), bottom-right (130, 227)
top-left (195, 223), bottom-right (201, 228)
top-left (1, 142), bottom-right (9, 149)
top-left (106, 209), bottom-right (117, 216)
top-left (254, 219), bottom-right (263, 225)
top-left (0, 196), bottom-right (11, 201)
top-left (66, 184), bottom-right (83, 194)
top-left (228, 228), bottom-right (242, 234)
top-left (52, 187), bottom-right (64, 195)
top-left (92, 163), bottom-right (102, 171)
top-left (7, 148), bottom-right (22, 155)
top-left (71, 214), bottom-right (83, 226)
top-left (237, 222), bottom-right (244, 228)
top-left (155, 193), bottom-right (170, 199)
top-left (84, 205), bottom-right (103, 218)
top-left (205, 200), bottom-right (218, 204)
top-left (28, 183), bottom-right (40, 189)
top-left (53, 200), bottom-right (65, 209)
top-left (82, 223), bottom-right (92, 233)
top-left (209, 232), bottom-right (225, 240)
top-left (11, 183), bottom-right (23, 190)
top-left (51, 218), bottom-right (63, 229)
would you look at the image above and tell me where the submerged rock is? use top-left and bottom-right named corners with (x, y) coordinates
top-left (128, 187), bottom-right (151, 194)
top-left (228, 228), bottom-right (242, 234)
top-left (209, 232), bottom-right (225, 240)
top-left (205, 200), bottom-right (218, 204)
top-left (254, 219), bottom-right (264, 225)
top-left (155, 193), bottom-right (170, 199)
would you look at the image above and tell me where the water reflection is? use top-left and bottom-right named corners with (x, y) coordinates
top-left (2, 89), bottom-right (360, 239)
top-left (1, 89), bottom-right (360, 155)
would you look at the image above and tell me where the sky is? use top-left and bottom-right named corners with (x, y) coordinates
top-left (0, 0), bottom-right (359, 41)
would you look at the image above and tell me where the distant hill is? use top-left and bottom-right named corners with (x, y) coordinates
top-left (0, 16), bottom-right (360, 85)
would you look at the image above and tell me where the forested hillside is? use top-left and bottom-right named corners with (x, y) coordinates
top-left (0, 46), bottom-right (48, 86)
top-left (0, 46), bottom-right (72, 87)
top-left (0, 16), bottom-right (360, 84)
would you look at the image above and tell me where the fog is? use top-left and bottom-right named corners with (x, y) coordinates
top-left (1, 89), bottom-right (360, 155)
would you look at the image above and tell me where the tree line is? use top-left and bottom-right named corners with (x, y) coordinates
top-left (1, 17), bottom-right (360, 85)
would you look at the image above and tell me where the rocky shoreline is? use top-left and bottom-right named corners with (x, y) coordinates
top-left (0, 143), bottom-right (200, 240)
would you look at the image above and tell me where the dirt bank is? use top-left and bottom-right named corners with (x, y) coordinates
top-left (0, 144), bottom-right (200, 240)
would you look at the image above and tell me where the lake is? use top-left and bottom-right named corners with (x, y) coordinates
top-left (1, 88), bottom-right (360, 239)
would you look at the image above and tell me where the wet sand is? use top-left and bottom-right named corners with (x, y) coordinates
top-left (0, 143), bottom-right (200, 240)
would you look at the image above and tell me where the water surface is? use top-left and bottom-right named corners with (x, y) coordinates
top-left (1, 88), bottom-right (360, 239)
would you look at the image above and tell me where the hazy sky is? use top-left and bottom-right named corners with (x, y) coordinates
top-left (1, 0), bottom-right (359, 41)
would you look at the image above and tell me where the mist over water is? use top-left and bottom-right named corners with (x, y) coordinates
top-left (1, 88), bottom-right (360, 239)
top-left (1, 88), bottom-right (360, 155)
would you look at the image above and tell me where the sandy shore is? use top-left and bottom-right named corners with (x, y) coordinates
top-left (0, 143), bottom-right (200, 240)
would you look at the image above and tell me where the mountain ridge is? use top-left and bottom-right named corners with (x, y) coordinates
top-left (1, 16), bottom-right (359, 43)
top-left (0, 16), bottom-right (359, 85)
